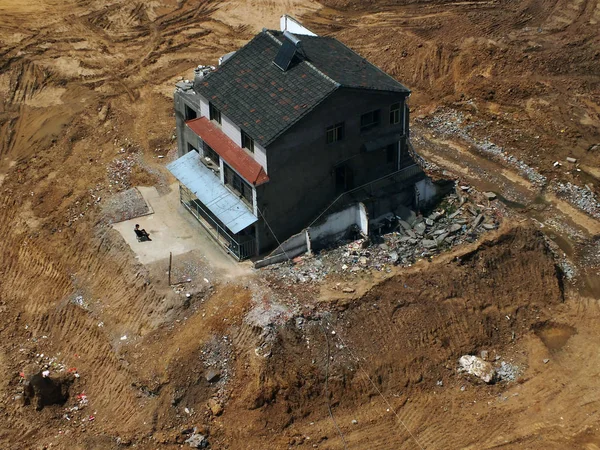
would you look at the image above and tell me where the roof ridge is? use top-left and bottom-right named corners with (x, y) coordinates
top-left (330, 37), bottom-right (410, 93)
top-left (264, 30), bottom-right (339, 88)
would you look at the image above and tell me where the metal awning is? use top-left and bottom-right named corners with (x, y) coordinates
top-left (167, 151), bottom-right (258, 234)
top-left (363, 132), bottom-right (403, 152)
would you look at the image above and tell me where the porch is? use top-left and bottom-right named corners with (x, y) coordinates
top-left (167, 150), bottom-right (259, 261)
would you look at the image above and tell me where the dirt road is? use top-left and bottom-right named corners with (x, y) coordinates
top-left (1, 0), bottom-right (599, 448)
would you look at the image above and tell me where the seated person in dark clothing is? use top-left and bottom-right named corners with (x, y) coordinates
top-left (134, 224), bottom-right (151, 241)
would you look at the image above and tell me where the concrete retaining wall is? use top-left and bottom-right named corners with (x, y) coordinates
top-left (254, 202), bottom-right (368, 268)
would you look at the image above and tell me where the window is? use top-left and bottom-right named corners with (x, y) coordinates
top-left (326, 122), bottom-right (344, 144)
top-left (386, 143), bottom-right (396, 164)
top-left (203, 143), bottom-right (220, 166)
top-left (360, 109), bottom-right (380, 132)
top-left (399, 143), bottom-right (414, 168)
top-left (389, 103), bottom-right (400, 125)
top-left (224, 164), bottom-right (253, 205)
top-left (241, 130), bottom-right (254, 153)
top-left (187, 143), bottom-right (198, 153)
top-left (185, 104), bottom-right (197, 121)
top-left (209, 102), bottom-right (221, 124)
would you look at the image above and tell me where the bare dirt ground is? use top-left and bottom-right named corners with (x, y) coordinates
top-left (0, 0), bottom-right (599, 448)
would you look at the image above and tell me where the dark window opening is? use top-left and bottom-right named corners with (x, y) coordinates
top-left (203, 143), bottom-right (220, 165)
top-left (399, 142), bottom-right (414, 168)
top-left (360, 109), bottom-right (381, 132)
top-left (389, 103), bottom-right (400, 125)
top-left (187, 143), bottom-right (198, 153)
top-left (224, 164), bottom-right (253, 205)
top-left (185, 104), bottom-right (197, 121)
top-left (386, 143), bottom-right (396, 164)
top-left (241, 130), bottom-right (254, 153)
top-left (335, 165), bottom-right (353, 192)
top-left (326, 122), bottom-right (344, 144)
top-left (209, 102), bottom-right (221, 124)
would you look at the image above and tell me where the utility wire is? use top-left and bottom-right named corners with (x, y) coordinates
top-left (257, 206), bottom-right (292, 262)
top-left (322, 323), bottom-right (349, 449)
top-left (323, 319), bottom-right (426, 450)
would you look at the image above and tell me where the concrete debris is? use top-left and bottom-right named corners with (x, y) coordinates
top-left (484, 192), bottom-right (497, 200)
top-left (208, 398), bottom-right (223, 416)
top-left (551, 181), bottom-right (600, 220)
top-left (543, 358), bottom-right (550, 364)
top-left (205, 369), bottom-right (220, 383)
top-left (480, 350), bottom-right (489, 360)
top-left (496, 361), bottom-right (520, 381)
top-left (566, 157), bottom-right (577, 163)
top-left (425, 109), bottom-right (547, 187)
top-left (422, 239), bottom-right (438, 249)
top-left (458, 355), bottom-right (496, 383)
top-left (342, 287), bottom-right (355, 293)
top-left (185, 429), bottom-right (209, 449)
top-left (263, 188), bottom-right (501, 286)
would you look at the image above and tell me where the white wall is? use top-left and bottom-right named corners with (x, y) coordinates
top-left (254, 142), bottom-right (268, 173)
top-left (415, 178), bottom-right (437, 207)
top-left (199, 94), bottom-right (210, 118)
top-left (222, 114), bottom-right (242, 147)
top-left (309, 202), bottom-right (368, 244)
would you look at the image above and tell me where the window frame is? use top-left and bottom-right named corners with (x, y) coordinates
top-left (203, 143), bottom-right (220, 166)
top-left (326, 122), bottom-right (345, 144)
top-left (389, 102), bottom-right (400, 125)
top-left (209, 102), bottom-right (222, 125)
top-left (241, 130), bottom-right (254, 153)
top-left (185, 104), bottom-right (197, 121)
top-left (224, 164), bottom-right (253, 205)
top-left (360, 109), bottom-right (381, 133)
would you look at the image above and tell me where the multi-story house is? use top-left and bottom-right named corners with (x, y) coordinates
top-left (169, 18), bottom-right (425, 260)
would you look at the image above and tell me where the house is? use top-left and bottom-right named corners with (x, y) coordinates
top-left (168, 17), bottom-right (428, 261)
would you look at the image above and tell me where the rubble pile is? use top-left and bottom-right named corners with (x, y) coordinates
top-left (423, 108), bottom-right (547, 187)
top-left (266, 187), bottom-right (502, 285)
top-left (551, 181), bottom-right (600, 220)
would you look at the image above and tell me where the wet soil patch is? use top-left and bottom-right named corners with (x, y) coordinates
top-left (534, 322), bottom-right (577, 352)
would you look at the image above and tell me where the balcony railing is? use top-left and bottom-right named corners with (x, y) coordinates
top-left (179, 185), bottom-right (256, 261)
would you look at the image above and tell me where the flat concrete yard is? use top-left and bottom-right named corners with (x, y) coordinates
top-left (113, 184), bottom-right (251, 278)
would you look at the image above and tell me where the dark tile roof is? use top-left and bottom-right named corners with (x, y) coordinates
top-left (196, 30), bottom-right (409, 147)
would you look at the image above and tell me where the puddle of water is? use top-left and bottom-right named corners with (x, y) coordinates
top-left (534, 322), bottom-right (577, 351)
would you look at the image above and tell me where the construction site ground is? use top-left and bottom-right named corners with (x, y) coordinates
top-left (0, 0), bottom-right (599, 448)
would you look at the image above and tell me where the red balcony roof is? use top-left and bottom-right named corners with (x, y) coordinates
top-left (185, 117), bottom-right (269, 186)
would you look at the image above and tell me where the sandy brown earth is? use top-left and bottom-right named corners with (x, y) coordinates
top-left (0, 0), bottom-right (599, 449)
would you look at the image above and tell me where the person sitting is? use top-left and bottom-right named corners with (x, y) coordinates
top-left (134, 224), bottom-right (151, 241)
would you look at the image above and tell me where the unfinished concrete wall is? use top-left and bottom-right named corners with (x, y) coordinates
top-left (254, 202), bottom-right (369, 268)
top-left (415, 178), bottom-right (454, 210)
top-left (309, 203), bottom-right (367, 248)
top-left (254, 230), bottom-right (309, 268)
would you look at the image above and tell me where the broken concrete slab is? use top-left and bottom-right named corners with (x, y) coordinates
top-left (414, 222), bottom-right (426, 235)
top-left (472, 214), bottom-right (483, 227)
top-left (436, 233), bottom-right (449, 244)
top-left (422, 239), bottom-right (438, 249)
top-left (484, 192), bottom-right (497, 200)
top-left (458, 355), bottom-right (496, 384)
top-left (483, 223), bottom-right (496, 230)
top-left (398, 220), bottom-right (412, 231)
top-left (449, 224), bottom-right (462, 233)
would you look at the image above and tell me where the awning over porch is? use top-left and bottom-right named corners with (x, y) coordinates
top-left (167, 151), bottom-right (258, 234)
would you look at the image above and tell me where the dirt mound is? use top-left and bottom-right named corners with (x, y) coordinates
top-left (213, 227), bottom-right (564, 448)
